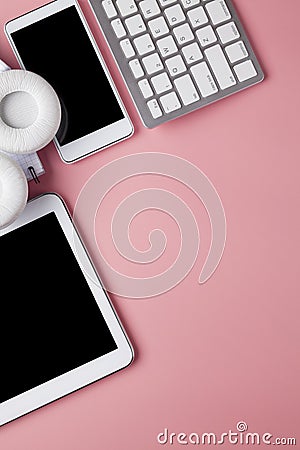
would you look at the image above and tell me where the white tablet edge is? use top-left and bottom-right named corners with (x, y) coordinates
top-left (5, 0), bottom-right (134, 164)
top-left (0, 193), bottom-right (134, 426)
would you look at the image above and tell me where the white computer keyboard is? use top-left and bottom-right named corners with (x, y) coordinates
top-left (88, 0), bottom-right (264, 128)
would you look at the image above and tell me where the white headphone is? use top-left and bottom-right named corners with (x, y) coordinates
top-left (0, 59), bottom-right (61, 229)
top-left (0, 152), bottom-right (28, 229)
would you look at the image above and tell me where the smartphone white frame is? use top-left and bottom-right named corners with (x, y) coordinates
top-left (5, 0), bottom-right (134, 164)
top-left (0, 193), bottom-right (134, 426)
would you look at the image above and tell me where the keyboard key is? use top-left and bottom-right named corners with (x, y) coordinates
top-left (120, 39), bottom-right (135, 58)
top-left (129, 58), bottom-right (144, 78)
top-left (216, 21), bottom-right (239, 44)
top-left (205, 0), bottom-right (231, 25)
top-left (187, 6), bottom-right (208, 28)
top-left (147, 99), bottom-right (163, 118)
top-left (159, 0), bottom-right (176, 5)
top-left (102, 0), bottom-right (117, 18)
top-left (196, 25), bottom-right (217, 47)
top-left (140, 0), bottom-right (160, 19)
top-left (165, 5), bottom-right (185, 26)
top-left (180, 0), bottom-right (200, 9)
top-left (116, 0), bottom-right (137, 17)
top-left (139, 79), bottom-right (154, 98)
top-left (148, 16), bottom-right (169, 38)
top-left (191, 62), bottom-right (218, 97)
top-left (182, 42), bottom-right (203, 64)
top-left (234, 60), bottom-right (257, 82)
top-left (125, 14), bottom-right (146, 36)
top-left (111, 18), bottom-right (126, 38)
top-left (134, 34), bottom-right (155, 55)
top-left (173, 23), bottom-right (194, 45)
top-left (157, 35), bottom-right (178, 57)
top-left (204, 44), bottom-right (236, 89)
top-left (142, 53), bottom-right (164, 74)
top-left (151, 72), bottom-right (172, 94)
top-left (165, 54), bottom-right (186, 76)
top-left (174, 74), bottom-right (199, 105)
top-left (160, 92), bottom-right (181, 113)
top-left (225, 41), bottom-right (248, 63)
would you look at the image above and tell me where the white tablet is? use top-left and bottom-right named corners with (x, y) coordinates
top-left (5, 0), bottom-right (134, 163)
top-left (0, 193), bottom-right (133, 426)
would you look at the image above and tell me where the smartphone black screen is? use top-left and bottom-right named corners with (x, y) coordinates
top-left (11, 6), bottom-right (124, 145)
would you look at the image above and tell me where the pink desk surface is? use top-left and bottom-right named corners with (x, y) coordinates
top-left (1, 0), bottom-right (300, 448)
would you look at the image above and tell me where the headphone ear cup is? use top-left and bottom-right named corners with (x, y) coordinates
top-left (0, 153), bottom-right (28, 229)
top-left (0, 70), bottom-right (61, 154)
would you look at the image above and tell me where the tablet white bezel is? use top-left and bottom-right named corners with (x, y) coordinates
top-left (5, 0), bottom-right (134, 164)
top-left (0, 193), bottom-right (133, 426)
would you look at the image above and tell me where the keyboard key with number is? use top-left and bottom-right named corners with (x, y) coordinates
top-left (102, 0), bottom-right (117, 18)
top-left (140, 0), bottom-right (160, 19)
top-left (134, 34), bottom-right (155, 55)
top-left (151, 72), bottom-right (172, 94)
top-left (165, 55), bottom-right (186, 76)
top-left (157, 35), bottom-right (178, 57)
top-left (234, 60), bottom-right (257, 82)
top-left (205, 0), bottom-right (231, 25)
top-left (116, 0), bottom-right (137, 17)
top-left (216, 21), bottom-right (239, 43)
top-left (125, 15), bottom-right (146, 36)
top-left (142, 53), bottom-right (164, 74)
top-left (138, 79), bottom-right (154, 98)
top-left (129, 59), bottom-right (144, 78)
top-left (191, 62), bottom-right (218, 97)
top-left (182, 42), bottom-right (203, 64)
top-left (111, 18), bottom-right (126, 38)
top-left (165, 5), bottom-right (185, 26)
top-left (160, 92), bottom-right (181, 113)
top-left (187, 6), bottom-right (208, 28)
top-left (148, 16), bottom-right (169, 38)
top-left (173, 23), bottom-right (194, 45)
top-left (120, 39), bottom-right (135, 57)
top-left (225, 41), bottom-right (248, 63)
top-left (147, 99), bottom-right (163, 118)
top-left (205, 44), bottom-right (236, 89)
top-left (174, 74), bottom-right (199, 105)
top-left (196, 25), bottom-right (217, 47)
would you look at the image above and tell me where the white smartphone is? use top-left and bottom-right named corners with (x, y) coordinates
top-left (0, 193), bottom-right (133, 426)
top-left (5, 0), bottom-right (134, 163)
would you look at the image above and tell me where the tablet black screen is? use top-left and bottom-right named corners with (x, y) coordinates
top-left (0, 212), bottom-right (117, 403)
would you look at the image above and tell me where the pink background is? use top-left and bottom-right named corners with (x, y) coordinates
top-left (1, 0), bottom-right (299, 447)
